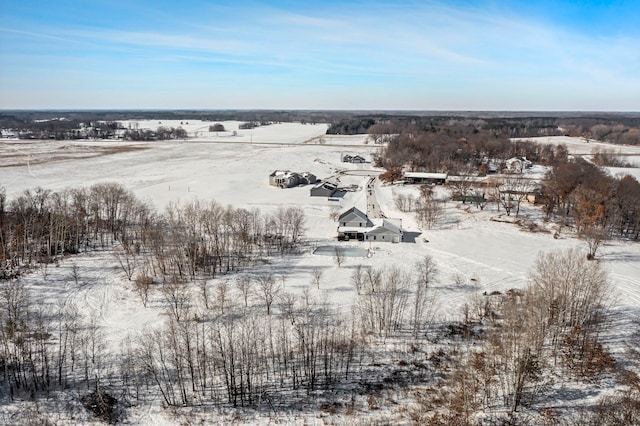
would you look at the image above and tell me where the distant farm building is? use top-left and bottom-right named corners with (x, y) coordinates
top-left (403, 172), bottom-right (448, 185)
top-left (336, 207), bottom-right (402, 242)
top-left (499, 181), bottom-right (541, 203)
top-left (342, 154), bottom-right (367, 163)
top-left (269, 170), bottom-right (317, 188)
top-left (504, 157), bottom-right (532, 174)
top-left (451, 193), bottom-right (487, 204)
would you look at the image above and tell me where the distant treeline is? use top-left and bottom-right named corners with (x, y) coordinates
top-left (326, 113), bottom-right (640, 143)
top-left (3, 110), bottom-right (640, 143)
top-left (0, 110), bottom-right (338, 128)
top-left (0, 117), bottom-right (189, 141)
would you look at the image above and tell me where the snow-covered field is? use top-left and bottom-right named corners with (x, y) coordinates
top-left (514, 135), bottom-right (640, 173)
top-left (1, 125), bottom-right (639, 424)
top-left (512, 135), bottom-right (640, 156)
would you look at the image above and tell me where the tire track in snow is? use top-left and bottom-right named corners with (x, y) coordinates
top-left (611, 273), bottom-right (640, 308)
top-left (423, 245), bottom-right (529, 317)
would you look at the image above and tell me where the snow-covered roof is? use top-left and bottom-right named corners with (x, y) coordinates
top-left (383, 218), bottom-right (402, 234)
top-left (337, 226), bottom-right (367, 233)
top-left (313, 181), bottom-right (337, 190)
top-left (499, 182), bottom-right (541, 193)
top-left (367, 218), bottom-right (402, 235)
top-left (270, 170), bottom-right (298, 178)
top-left (446, 175), bottom-right (487, 183)
top-left (404, 172), bottom-right (448, 180)
top-left (339, 217), bottom-right (402, 236)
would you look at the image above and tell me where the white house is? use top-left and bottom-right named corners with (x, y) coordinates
top-left (338, 207), bottom-right (372, 228)
top-left (336, 207), bottom-right (402, 242)
top-left (269, 170), bottom-right (317, 188)
top-left (365, 219), bottom-right (403, 243)
top-left (505, 157), bottom-right (532, 174)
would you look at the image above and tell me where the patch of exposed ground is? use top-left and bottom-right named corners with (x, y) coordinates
top-left (0, 144), bottom-right (149, 167)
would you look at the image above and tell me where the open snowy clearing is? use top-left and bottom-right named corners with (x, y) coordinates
top-left (513, 135), bottom-right (640, 184)
top-left (1, 125), bottom-right (640, 424)
top-left (512, 135), bottom-right (640, 156)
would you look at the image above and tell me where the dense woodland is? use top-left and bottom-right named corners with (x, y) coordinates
top-left (377, 125), bottom-right (568, 176)
top-left (540, 159), bottom-right (640, 241)
top-left (328, 113), bottom-right (640, 144)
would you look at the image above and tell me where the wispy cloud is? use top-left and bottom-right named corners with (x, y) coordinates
top-left (1, 0), bottom-right (639, 109)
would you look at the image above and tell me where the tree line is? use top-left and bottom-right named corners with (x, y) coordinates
top-left (0, 184), bottom-right (306, 280)
top-left (325, 113), bottom-right (640, 141)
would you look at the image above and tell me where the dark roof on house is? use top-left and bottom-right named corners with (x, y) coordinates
top-left (338, 207), bottom-right (369, 222)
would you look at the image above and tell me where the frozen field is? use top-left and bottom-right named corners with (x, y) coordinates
top-left (512, 135), bottom-right (640, 156)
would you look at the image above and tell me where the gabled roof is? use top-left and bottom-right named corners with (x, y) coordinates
top-left (310, 181), bottom-right (336, 192)
top-left (382, 218), bottom-right (402, 234)
top-left (367, 218), bottom-right (402, 236)
top-left (338, 207), bottom-right (369, 223)
top-left (270, 170), bottom-right (297, 178)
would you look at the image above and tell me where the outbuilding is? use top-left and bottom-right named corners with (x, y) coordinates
top-left (403, 172), bottom-right (448, 185)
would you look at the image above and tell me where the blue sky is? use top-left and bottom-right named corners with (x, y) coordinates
top-left (1, 0), bottom-right (639, 110)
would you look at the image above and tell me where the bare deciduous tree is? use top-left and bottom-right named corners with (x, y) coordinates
top-left (412, 255), bottom-right (438, 336)
top-left (114, 243), bottom-right (138, 280)
top-left (162, 280), bottom-right (191, 322)
top-left (580, 225), bottom-right (609, 260)
top-left (256, 272), bottom-right (279, 315)
top-left (236, 276), bottom-right (253, 308)
top-left (311, 268), bottom-right (323, 289)
top-left (416, 191), bottom-right (444, 229)
top-left (498, 177), bottom-right (536, 217)
top-left (351, 264), bottom-right (365, 295)
top-left (214, 280), bottom-right (231, 315)
top-left (333, 246), bottom-right (346, 268)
